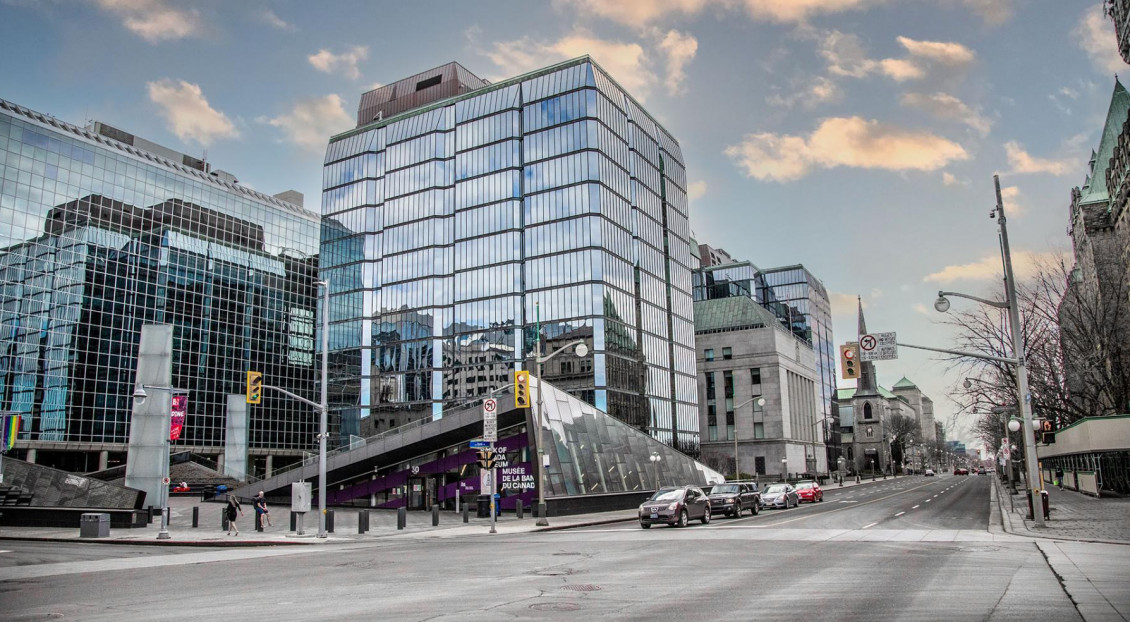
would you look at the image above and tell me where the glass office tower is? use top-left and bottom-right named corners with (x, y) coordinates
top-left (321, 58), bottom-right (698, 452)
top-left (0, 99), bottom-right (320, 473)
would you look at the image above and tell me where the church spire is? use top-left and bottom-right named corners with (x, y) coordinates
top-left (856, 296), bottom-right (878, 396)
top-left (857, 296), bottom-right (867, 336)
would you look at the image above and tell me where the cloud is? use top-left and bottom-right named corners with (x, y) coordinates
top-left (259, 8), bottom-right (296, 31)
top-left (483, 30), bottom-right (654, 99)
top-left (878, 58), bottom-right (924, 81)
top-left (1075, 6), bottom-right (1126, 74)
top-left (955, 0), bottom-right (1013, 25)
top-left (821, 31), bottom-right (877, 78)
top-left (553, 0), bottom-right (709, 26)
top-left (739, 0), bottom-right (878, 24)
top-left (308, 45), bottom-right (369, 80)
top-left (922, 251), bottom-right (1069, 284)
top-left (766, 76), bottom-right (840, 108)
top-left (687, 180), bottom-right (707, 201)
top-left (95, 0), bottom-right (202, 43)
top-left (658, 29), bottom-right (697, 96)
top-left (146, 79), bottom-right (237, 146)
top-left (912, 303), bottom-right (930, 315)
top-left (897, 36), bottom-right (975, 66)
top-left (830, 292), bottom-right (865, 314)
top-left (725, 116), bottom-right (968, 182)
top-left (999, 185), bottom-right (1024, 215)
top-left (1003, 141), bottom-right (1074, 176)
top-left (901, 92), bottom-right (991, 136)
top-left (942, 172), bottom-right (967, 186)
top-left (262, 94), bottom-right (354, 153)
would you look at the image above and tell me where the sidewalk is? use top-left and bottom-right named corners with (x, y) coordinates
top-left (994, 475), bottom-right (1130, 544)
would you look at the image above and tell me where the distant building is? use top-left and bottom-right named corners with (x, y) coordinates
top-left (0, 99), bottom-right (320, 475)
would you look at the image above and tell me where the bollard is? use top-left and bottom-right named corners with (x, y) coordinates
top-left (290, 511), bottom-right (297, 532)
top-left (326, 509), bottom-right (335, 533)
top-left (397, 506), bottom-right (407, 530)
top-left (192, 506), bottom-right (199, 528)
top-left (147, 506), bottom-right (155, 524)
top-left (432, 504), bottom-right (439, 527)
top-left (463, 504), bottom-right (469, 523)
top-left (516, 502), bottom-right (523, 519)
top-left (222, 513), bottom-right (229, 531)
top-left (256, 510), bottom-right (264, 532)
top-left (359, 510), bottom-right (369, 534)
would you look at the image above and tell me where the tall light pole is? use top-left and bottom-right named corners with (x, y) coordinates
top-left (808, 416), bottom-right (832, 478)
top-left (732, 396), bottom-right (765, 480)
top-left (131, 384), bottom-right (188, 540)
top-left (649, 452), bottom-right (662, 488)
top-left (316, 280), bottom-right (329, 538)
top-left (900, 176), bottom-right (1045, 528)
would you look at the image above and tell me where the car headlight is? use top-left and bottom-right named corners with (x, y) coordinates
top-left (667, 502), bottom-right (679, 510)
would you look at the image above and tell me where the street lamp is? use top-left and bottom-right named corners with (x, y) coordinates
top-left (532, 327), bottom-right (589, 527)
top-left (906, 176), bottom-right (1045, 527)
top-left (807, 416), bottom-right (832, 478)
top-left (870, 459), bottom-right (875, 481)
top-left (836, 456), bottom-right (845, 487)
top-left (131, 383), bottom-right (188, 540)
top-left (731, 396), bottom-right (766, 480)
top-left (781, 458), bottom-right (788, 483)
top-left (649, 452), bottom-right (662, 489)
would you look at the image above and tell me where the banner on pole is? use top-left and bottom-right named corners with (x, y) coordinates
top-left (170, 395), bottom-right (187, 441)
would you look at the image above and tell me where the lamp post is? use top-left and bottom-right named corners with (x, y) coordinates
top-left (131, 384), bottom-right (188, 540)
top-left (781, 458), bottom-right (788, 483)
top-left (315, 280), bottom-right (330, 537)
top-left (649, 452), bottom-right (662, 489)
top-left (807, 416), bottom-right (832, 478)
top-left (902, 176), bottom-right (1045, 528)
top-left (870, 459), bottom-right (875, 481)
top-left (836, 456), bottom-right (845, 487)
top-left (532, 325), bottom-right (589, 528)
top-left (731, 396), bottom-right (766, 480)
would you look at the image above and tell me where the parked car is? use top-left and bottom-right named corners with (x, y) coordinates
top-left (924, 469), bottom-right (935, 477)
top-left (794, 481), bottom-right (823, 503)
top-left (707, 482), bottom-right (761, 517)
top-left (953, 468), bottom-right (969, 475)
top-left (760, 484), bottom-right (799, 509)
top-left (639, 486), bottom-right (712, 528)
top-left (977, 468), bottom-right (987, 475)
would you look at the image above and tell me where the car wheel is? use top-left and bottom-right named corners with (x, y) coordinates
top-left (733, 502), bottom-right (741, 517)
top-left (640, 522), bottom-right (650, 529)
top-left (817, 495), bottom-right (823, 503)
top-left (676, 509), bottom-right (688, 528)
top-left (701, 507), bottom-right (711, 524)
top-left (752, 502), bottom-right (760, 516)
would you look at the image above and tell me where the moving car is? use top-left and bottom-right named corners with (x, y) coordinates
top-left (794, 481), bottom-right (823, 503)
top-left (977, 467), bottom-right (987, 475)
top-left (924, 469), bottom-right (935, 477)
top-left (639, 486), bottom-right (711, 528)
top-left (760, 483), bottom-right (799, 509)
top-left (707, 482), bottom-right (761, 517)
top-left (953, 468), bottom-right (969, 475)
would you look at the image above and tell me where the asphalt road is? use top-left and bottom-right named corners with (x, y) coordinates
top-left (0, 475), bottom-right (1080, 621)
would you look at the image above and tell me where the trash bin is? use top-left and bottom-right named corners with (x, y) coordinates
top-left (80, 512), bottom-right (110, 538)
top-left (1027, 489), bottom-right (1051, 521)
top-left (476, 495), bottom-right (491, 519)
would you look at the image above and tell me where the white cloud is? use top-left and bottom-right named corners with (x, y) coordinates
top-left (739, 0), bottom-right (878, 24)
top-left (687, 180), bottom-right (708, 201)
top-left (658, 29), bottom-right (697, 96)
top-left (262, 94), bottom-right (354, 153)
top-left (1075, 6), bottom-right (1127, 74)
top-left (725, 116), bottom-right (968, 182)
top-left (553, 0), bottom-right (709, 26)
top-left (821, 31), bottom-right (876, 79)
top-left (484, 30), bottom-right (655, 99)
top-left (260, 8), bottom-right (296, 32)
top-left (308, 45), bottom-right (369, 80)
top-left (766, 76), bottom-right (840, 108)
top-left (830, 292), bottom-right (865, 314)
top-left (942, 172), bottom-right (967, 186)
top-left (922, 251), bottom-right (1069, 284)
top-left (1000, 185), bottom-right (1024, 215)
top-left (897, 36), bottom-right (975, 66)
top-left (1059, 87), bottom-right (1080, 100)
top-left (878, 58), bottom-right (924, 81)
top-left (1003, 141), bottom-right (1075, 176)
top-left (146, 79), bottom-right (237, 146)
top-left (912, 303), bottom-right (930, 315)
top-left (95, 0), bottom-right (202, 43)
top-left (901, 92), bottom-right (992, 136)
top-left (955, 0), bottom-right (1013, 25)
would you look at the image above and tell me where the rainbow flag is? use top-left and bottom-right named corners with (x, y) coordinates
top-left (1, 414), bottom-right (19, 452)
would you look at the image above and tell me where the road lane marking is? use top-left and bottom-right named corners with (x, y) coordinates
top-left (863, 522), bottom-right (878, 529)
top-left (895, 512), bottom-right (905, 517)
top-left (720, 480), bottom-right (946, 529)
top-left (912, 505), bottom-right (919, 509)
top-left (925, 499), bottom-right (931, 503)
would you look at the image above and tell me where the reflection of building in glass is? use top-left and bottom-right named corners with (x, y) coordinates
top-left (323, 58), bottom-right (698, 451)
top-left (0, 99), bottom-right (320, 474)
top-left (692, 246), bottom-right (839, 470)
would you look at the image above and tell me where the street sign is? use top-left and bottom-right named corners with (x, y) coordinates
top-left (859, 332), bottom-right (898, 361)
top-left (469, 440), bottom-right (491, 449)
top-left (483, 399), bottom-right (498, 442)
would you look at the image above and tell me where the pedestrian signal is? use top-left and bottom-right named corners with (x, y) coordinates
top-left (247, 371), bottom-right (263, 404)
top-left (840, 343), bottom-right (859, 380)
top-left (515, 370), bottom-right (531, 408)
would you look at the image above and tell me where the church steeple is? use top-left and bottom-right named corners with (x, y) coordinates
top-left (856, 296), bottom-right (879, 396)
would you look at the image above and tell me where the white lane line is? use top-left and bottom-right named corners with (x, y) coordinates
top-left (925, 499), bottom-right (932, 503)
top-left (0, 550), bottom-right (10, 554)
top-left (863, 522), bottom-right (878, 529)
top-left (912, 505), bottom-right (919, 509)
top-left (895, 512), bottom-right (905, 517)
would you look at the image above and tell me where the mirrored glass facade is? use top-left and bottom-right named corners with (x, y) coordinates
top-left (322, 58), bottom-right (698, 452)
top-left (0, 99), bottom-right (321, 472)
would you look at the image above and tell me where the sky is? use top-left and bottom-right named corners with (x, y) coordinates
top-left (0, 0), bottom-right (1124, 452)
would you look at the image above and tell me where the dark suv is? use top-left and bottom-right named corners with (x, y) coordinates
top-left (707, 482), bottom-right (761, 517)
top-left (639, 486), bottom-right (711, 528)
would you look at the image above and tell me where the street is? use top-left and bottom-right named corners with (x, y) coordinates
top-left (0, 475), bottom-right (1086, 621)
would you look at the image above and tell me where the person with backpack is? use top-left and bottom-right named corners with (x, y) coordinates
top-left (226, 494), bottom-right (243, 536)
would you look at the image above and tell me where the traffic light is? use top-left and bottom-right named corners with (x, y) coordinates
top-left (1040, 419), bottom-right (1056, 444)
top-left (246, 371), bottom-right (263, 404)
top-left (514, 370), bottom-right (531, 408)
top-left (477, 449), bottom-right (496, 469)
top-left (840, 343), bottom-right (859, 380)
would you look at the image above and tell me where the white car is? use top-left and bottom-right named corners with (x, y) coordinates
top-left (924, 469), bottom-right (935, 477)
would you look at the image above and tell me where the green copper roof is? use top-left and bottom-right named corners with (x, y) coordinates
top-left (892, 377), bottom-right (917, 390)
top-left (693, 296), bottom-right (778, 333)
top-left (837, 386), bottom-right (898, 400)
top-left (1079, 79), bottom-right (1130, 206)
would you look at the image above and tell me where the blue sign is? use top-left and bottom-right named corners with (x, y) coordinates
top-left (469, 440), bottom-right (492, 449)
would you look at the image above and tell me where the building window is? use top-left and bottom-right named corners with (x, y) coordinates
top-left (580, 359), bottom-right (592, 373)
top-left (723, 370), bottom-right (734, 398)
top-left (560, 360), bottom-right (574, 374)
top-left (705, 373), bottom-right (715, 400)
top-left (864, 402), bottom-right (873, 420)
top-left (755, 456), bottom-right (766, 475)
top-left (708, 426), bottom-right (717, 441)
top-left (722, 347), bottom-right (732, 360)
top-left (754, 422), bottom-right (765, 439)
top-left (704, 348), bottom-right (714, 361)
top-left (726, 411), bottom-right (734, 440)
top-left (750, 368), bottom-right (761, 386)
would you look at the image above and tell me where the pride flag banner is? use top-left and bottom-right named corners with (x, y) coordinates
top-left (1, 414), bottom-right (19, 451)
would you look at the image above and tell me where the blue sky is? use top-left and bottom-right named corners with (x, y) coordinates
top-left (1, 0), bottom-right (1123, 451)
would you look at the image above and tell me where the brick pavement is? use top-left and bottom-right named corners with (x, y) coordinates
top-left (996, 477), bottom-right (1130, 544)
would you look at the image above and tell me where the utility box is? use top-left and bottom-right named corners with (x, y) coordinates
top-left (80, 513), bottom-right (110, 538)
top-left (292, 482), bottom-right (312, 512)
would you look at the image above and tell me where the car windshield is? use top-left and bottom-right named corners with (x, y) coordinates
top-left (648, 489), bottom-right (684, 502)
top-left (712, 484), bottom-right (739, 494)
top-left (764, 485), bottom-right (787, 494)
top-left (796, 483), bottom-right (813, 489)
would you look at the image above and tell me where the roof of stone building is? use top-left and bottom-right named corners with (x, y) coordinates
top-left (693, 295), bottom-right (778, 333)
top-left (1079, 79), bottom-right (1130, 206)
top-left (892, 376), bottom-right (918, 390)
top-left (837, 386), bottom-right (899, 400)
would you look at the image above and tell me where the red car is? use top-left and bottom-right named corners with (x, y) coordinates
top-left (794, 481), bottom-right (823, 503)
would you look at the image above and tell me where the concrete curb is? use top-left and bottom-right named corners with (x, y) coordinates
top-left (990, 475), bottom-right (1130, 546)
top-left (0, 535), bottom-right (318, 547)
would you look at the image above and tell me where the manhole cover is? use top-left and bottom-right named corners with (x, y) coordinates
top-left (530, 603), bottom-right (581, 611)
top-left (562, 584), bottom-right (601, 592)
top-left (532, 568), bottom-right (575, 576)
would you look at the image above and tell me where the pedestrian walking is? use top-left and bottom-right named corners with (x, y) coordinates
top-left (226, 494), bottom-right (243, 536)
top-left (1055, 467), bottom-right (1064, 489)
top-left (255, 490), bottom-right (271, 528)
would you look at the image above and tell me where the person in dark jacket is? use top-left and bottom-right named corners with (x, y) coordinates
top-left (227, 495), bottom-right (243, 536)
